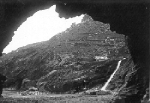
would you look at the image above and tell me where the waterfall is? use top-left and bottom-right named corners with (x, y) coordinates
top-left (101, 60), bottom-right (123, 91)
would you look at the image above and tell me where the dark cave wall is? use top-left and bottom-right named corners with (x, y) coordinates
top-left (0, 1), bottom-right (149, 101)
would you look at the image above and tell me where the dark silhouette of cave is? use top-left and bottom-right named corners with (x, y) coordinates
top-left (0, 0), bottom-right (149, 102)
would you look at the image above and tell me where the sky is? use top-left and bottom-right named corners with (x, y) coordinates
top-left (3, 5), bottom-right (84, 54)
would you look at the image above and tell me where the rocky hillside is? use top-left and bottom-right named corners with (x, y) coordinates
top-left (0, 14), bottom-right (134, 94)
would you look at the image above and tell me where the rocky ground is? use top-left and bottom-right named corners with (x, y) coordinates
top-left (0, 90), bottom-right (113, 103)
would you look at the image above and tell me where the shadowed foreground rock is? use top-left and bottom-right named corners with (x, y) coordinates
top-left (0, 73), bottom-right (7, 97)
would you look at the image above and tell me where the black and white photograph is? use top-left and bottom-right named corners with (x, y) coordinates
top-left (0, 0), bottom-right (149, 103)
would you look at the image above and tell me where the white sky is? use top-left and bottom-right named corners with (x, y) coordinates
top-left (3, 5), bottom-right (84, 54)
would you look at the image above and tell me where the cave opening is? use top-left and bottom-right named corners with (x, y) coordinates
top-left (0, 1), bottom-right (149, 67)
top-left (3, 5), bottom-right (84, 54)
top-left (0, 1), bottom-right (149, 102)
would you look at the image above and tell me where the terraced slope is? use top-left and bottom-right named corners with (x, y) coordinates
top-left (0, 14), bottom-right (132, 94)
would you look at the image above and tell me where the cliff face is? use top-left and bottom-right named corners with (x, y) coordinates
top-left (0, 14), bottom-right (133, 94)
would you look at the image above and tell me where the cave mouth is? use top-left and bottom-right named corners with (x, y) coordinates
top-left (3, 5), bottom-right (84, 54)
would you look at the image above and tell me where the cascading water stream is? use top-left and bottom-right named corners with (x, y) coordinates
top-left (101, 59), bottom-right (124, 91)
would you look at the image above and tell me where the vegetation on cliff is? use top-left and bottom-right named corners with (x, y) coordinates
top-left (0, 15), bottom-right (138, 100)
